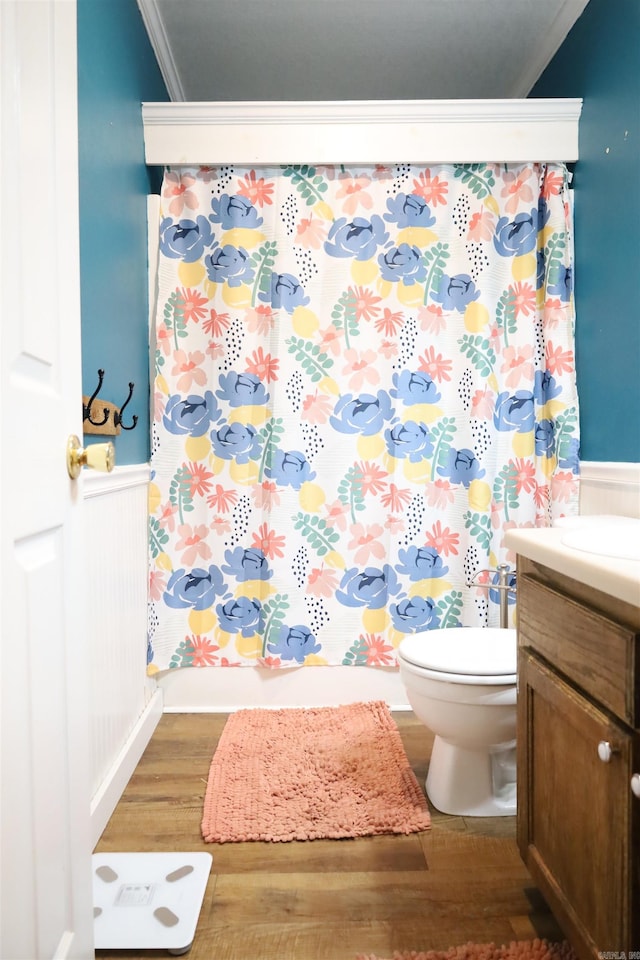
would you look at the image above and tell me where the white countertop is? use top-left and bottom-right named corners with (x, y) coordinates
top-left (505, 517), bottom-right (640, 609)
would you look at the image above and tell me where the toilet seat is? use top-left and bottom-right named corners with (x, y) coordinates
top-left (398, 628), bottom-right (516, 684)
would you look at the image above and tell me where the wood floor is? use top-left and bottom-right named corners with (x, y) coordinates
top-left (95, 712), bottom-right (563, 960)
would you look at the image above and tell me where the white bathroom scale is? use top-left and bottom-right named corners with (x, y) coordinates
top-left (93, 852), bottom-right (212, 955)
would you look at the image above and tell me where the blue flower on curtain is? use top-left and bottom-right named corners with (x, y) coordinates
top-left (205, 244), bottom-right (254, 286)
top-left (324, 216), bottom-right (389, 260)
top-left (163, 392), bottom-right (220, 436)
top-left (384, 193), bottom-right (436, 227)
top-left (493, 210), bottom-right (538, 257)
top-left (330, 393), bottom-right (395, 435)
top-left (164, 566), bottom-right (228, 611)
top-left (159, 216), bottom-right (214, 261)
top-left (378, 243), bottom-right (426, 284)
top-left (391, 371), bottom-right (441, 405)
top-left (210, 194), bottom-right (264, 228)
top-left (268, 625), bottom-right (320, 663)
top-left (390, 597), bottom-right (441, 633)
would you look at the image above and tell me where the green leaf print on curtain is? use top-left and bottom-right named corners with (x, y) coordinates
top-left (147, 162), bottom-right (580, 674)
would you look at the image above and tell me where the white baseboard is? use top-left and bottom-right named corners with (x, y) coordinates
top-left (159, 664), bottom-right (410, 713)
top-left (90, 689), bottom-right (163, 848)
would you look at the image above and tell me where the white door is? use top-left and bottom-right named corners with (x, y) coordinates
top-left (0, 1), bottom-right (95, 957)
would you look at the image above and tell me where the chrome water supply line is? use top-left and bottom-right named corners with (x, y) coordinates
top-left (467, 563), bottom-right (517, 629)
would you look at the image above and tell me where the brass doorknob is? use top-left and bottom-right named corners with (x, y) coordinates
top-left (66, 434), bottom-right (115, 479)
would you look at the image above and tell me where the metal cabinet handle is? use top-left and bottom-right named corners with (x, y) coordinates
top-left (631, 774), bottom-right (640, 798)
top-left (597, 740), bottom-right (617, 763)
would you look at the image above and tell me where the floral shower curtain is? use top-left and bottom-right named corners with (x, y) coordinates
top-left (147, 162), bottom-right (579, 674)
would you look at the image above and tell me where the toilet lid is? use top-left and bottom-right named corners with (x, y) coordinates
top-left (399, 628), bottom-right (516, 676)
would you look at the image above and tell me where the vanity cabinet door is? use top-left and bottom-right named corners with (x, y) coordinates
top-left (517, 651), bottom-right (634, 958)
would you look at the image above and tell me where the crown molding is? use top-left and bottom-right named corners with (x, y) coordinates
top-left (142, 98), bottom-right (582, 165)
top-left (136, 0), bottom-right (184, 101)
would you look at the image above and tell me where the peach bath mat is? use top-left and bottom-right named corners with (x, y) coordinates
top-left (355, 940), bottom-right (578, 960)
top-left (201, 700), bottom-right (430, 842)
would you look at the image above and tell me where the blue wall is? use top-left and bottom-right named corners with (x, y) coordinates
top-left (532, 0), bottom-right (640, 462)
top-left (77, 0), bottom-right (168, 464)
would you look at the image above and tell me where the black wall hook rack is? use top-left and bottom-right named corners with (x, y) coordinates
top-left (83, 369), bottom-right (137, 434)
top-left (83, 368), bottom-right (110, 427)
top-left (114, 382), bottom-right (138, 431)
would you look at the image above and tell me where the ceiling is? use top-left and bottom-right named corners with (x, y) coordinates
top-left (137, 0), bottom-right (590, 103)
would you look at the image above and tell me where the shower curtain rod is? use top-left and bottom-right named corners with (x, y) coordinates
top-left (141, 98), bottom-right (582, 167)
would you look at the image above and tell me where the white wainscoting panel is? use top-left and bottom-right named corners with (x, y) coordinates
top-left (579, 461), bottom-right (640, 519)
top-left (84, 464), bottom-right (162, 847)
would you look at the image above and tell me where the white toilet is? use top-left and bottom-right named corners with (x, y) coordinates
top-left (398, 628), bottom-right (517, 817)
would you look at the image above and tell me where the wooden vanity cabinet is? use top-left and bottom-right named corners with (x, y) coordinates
top-left (516, 556), bottom-right (640, 959)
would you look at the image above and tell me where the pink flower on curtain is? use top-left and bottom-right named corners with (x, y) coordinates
top-left (158, 501), bottom-right (178, 532)
top-left (295, 214), bottom-right (328, 248)
top-left (348, 523), bottom-right (386, 564)
top-left (513, 458), bottom-right (537, 494)
top-left (250, 481), bottom-right (280, 511)
top-left (356, 461), bottom-right (389, 496)
top-left (467, 208), bottom-right (496, 242)
top-left (419, 346), bottom-right (453, 382)
top-left (501, 168), bottom-right (535, 214)
top-left (163, 172), bottom-right (198, 216)
top-left (172, 350), bottom-right (206, 391)
top-left (417, 304), bottom-right (447, 334)
top-left (380, 484), bottom-right (411, 512)
top-left (178, 287), bottom-right (209, 323)
top-left (324, 499), bottom-right (350, 531)
top-left (336, 173), bottom-right (373, 213)
top-left (176, 524), bottom-right (212, 566)
top-left (243, 305), bottom-right (275, 336)
top-left (206, 341), bottom-right (225, 360)
top-left (342, 348), bottom-right (379, 390)
top-left (379, 339), bottom-right (398, 359)
top-left (425, 521), bottom-right (460, 557)
top-left (187, 635), bottom-right (221, 667)
top-left (546, 341), bottom-right (575, 375)
top-left (245, 347), bottom-right (279, 382)
top-left (361, 634), bottom-right (396, 666)
top-left (374, 308), bottom-right (404, 336)
top-left (203, 310), bottom-right (231, 337)
top-left (156, 322), bottom-right (172, 356)
top-left (510, 282), bottom-right (537, 317)
top-left (236, 169), bottom-right (274, 207)
top-left (307, 566), bottom-right (339, 598)
top-left (206, 485), bottom-right (238, 512)
top-left (351, 286), bottom-right (382, 322)
top-left (149, 570), bottom-right (166, 601)
top-left (412, 169), bottom-right (448, 206)
top-left (251, 523), bottom-right (286, 560)
top-left (542, 168), bottom-right (564, 198)
top-left (302, 391), bottom-right (333, 424)
top-left (551, 471), bottom-right (579, 502)
top-left (186, 461), bottom-right (214, 497)
top-left (501, 345), bottom-right (535, 387)
top-left (210, 517), bottom-right (232, 536)
top-left (384, 515), bottom-right (405, 534)
top-left (543, 298), bottom-right (569, 329)
top-left (317, 324), bottom-right (344, 356)
top-left (471, 387), bottom-right (495, 419)
top-left (425, 480), bottom-right (455, 509)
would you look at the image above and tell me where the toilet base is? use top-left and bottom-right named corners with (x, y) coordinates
top-left (426, 736), bottom-right (516, 817)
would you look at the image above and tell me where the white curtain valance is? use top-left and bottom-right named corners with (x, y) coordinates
top-left (142, 99), bottom-right (582, 166)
